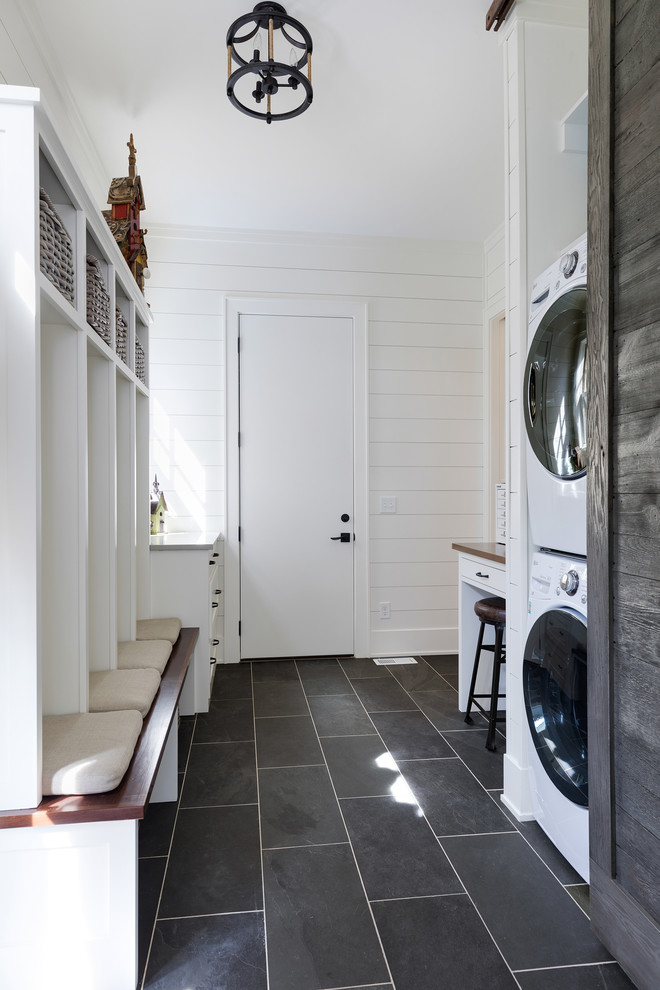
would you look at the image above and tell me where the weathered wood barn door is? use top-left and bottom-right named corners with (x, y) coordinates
top-left (588, 1), bottom-right (660, 987)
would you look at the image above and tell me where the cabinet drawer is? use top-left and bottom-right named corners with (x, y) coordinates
top-left (460, 555), bottom-right (506, 596)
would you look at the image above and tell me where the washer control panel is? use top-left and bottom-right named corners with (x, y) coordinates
top-left (529, 551), bottom-right (587, 612)
top-left (529, 234), bottom-right (587, 324)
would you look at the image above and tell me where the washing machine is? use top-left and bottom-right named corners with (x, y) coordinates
top-left (525, 235), bottom-right (587, 556)
top-left (524, 550), bottom-right (589, 881)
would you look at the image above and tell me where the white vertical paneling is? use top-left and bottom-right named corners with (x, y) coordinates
top-left (146, 226), bottom-right (486, 658)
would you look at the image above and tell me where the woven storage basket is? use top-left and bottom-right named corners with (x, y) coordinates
top-left (135, 337), bottom-right (146, 384)
top-left (115, 307), bottom-right (128, 364)
top-left (86, 255), bottom-right (111, 345)
top-left (39, 189), bottom-right (75, 305)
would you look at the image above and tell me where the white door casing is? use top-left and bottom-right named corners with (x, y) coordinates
top-left (225, 296), bottom-right (369, 663)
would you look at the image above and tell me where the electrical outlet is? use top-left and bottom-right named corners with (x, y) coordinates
top-left (380, 496), bottom-right (397, 513)
top-left (378, 601), bottom-right (391, 619)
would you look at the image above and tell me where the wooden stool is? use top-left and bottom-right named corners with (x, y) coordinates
top-left (464, 596), bottom-right (506, 751)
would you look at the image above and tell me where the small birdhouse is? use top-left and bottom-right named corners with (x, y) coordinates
top-left (150, 475), bottom-right (168, 535)
top-left (103, 134), bottom-right (150, 292)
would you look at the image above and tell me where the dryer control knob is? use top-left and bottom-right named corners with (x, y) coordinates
top-left (560, 251), bottom-right (579, 277)
top-left (560, 570), bottom-right (579, 595)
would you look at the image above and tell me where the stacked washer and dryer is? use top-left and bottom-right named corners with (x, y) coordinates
top-left (522, 234), bottom-right (590, 882)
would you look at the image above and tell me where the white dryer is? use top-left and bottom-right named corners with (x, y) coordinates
top-left (525, 235), bottom-right (587, 556)
top-left (524, 550), bottom-right (589, 881)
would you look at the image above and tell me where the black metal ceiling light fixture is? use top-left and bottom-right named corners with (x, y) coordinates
top-left (226, 3), bottom-right (313, 124)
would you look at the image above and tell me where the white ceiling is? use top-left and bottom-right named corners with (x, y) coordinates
top-left (28, 0), bottom-right (505, 242)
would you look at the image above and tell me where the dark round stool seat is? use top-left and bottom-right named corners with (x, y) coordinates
top-left (474, 596), bottom-right (506, 625)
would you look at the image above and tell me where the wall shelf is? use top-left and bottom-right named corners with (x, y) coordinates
top-left (0, 85), bottom-right (152, 813)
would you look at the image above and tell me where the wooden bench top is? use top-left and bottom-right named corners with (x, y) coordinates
top-left (0, 627), bottom-right (198, 829)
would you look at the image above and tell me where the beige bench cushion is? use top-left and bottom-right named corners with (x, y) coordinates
top-left (42, 710), bottom-right (143, 795)
top-left (117, 639), bottom-right (172, 674)
top-left (136, 617), bottom-right (182, 644)
top-left (89, 668), bottom-right (161, 718)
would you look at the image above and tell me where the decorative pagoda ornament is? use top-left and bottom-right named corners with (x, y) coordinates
top-left (103, 135), bottom-right (150, 291)
top-left (150, 474), bottom-right (168, 535)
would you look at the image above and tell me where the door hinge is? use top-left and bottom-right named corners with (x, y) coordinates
top-left (238, 431), bottom-right (241, 447)
top-left (238, 526), bottom-right (241, 542)
top-left (237, 336), bottom-right (241, 353)
top-left (238, 620), bottom-right (242, 636)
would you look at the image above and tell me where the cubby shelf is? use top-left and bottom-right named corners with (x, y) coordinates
top-left (0, 85), bottom-right (152, 814)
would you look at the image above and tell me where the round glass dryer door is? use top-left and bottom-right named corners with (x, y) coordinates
top-left (524, 286), bottom-right (587, 479)
top-left (523, 607), bottom-right (588, 807)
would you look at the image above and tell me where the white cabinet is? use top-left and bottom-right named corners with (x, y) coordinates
top-left (452, 542), bottom-right (507, 712)
top-left (0, 86), bottom-right (152, 813)
top-left (150, 533), bottom-right (224, 713)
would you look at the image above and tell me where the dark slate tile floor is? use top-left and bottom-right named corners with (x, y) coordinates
top-left (138, 654), bottom-right (636, 990)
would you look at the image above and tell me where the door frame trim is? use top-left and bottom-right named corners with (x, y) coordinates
top-left (224, 295), bottom-right (369, 662)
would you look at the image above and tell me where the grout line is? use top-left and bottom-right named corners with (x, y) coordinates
top-left (512, 960), bottom-right (622, 975)
top-left (262, 840), bottom-right (351, 852)
top-left (294, 660), bottom-right (398, 990)
top-left (258, 762), bottom-right (326, 770)
top-left (251, 663), bottom-right (272, 990)
top-left (157, 907), bottom-right (265, 922)
top-left (139, 713), bottom-right (197, 990)
top-left (369, 891), bottom-right (468, 904)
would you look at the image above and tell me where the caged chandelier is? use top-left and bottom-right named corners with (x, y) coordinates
top-left (226, 2), bottom-right (313, 123)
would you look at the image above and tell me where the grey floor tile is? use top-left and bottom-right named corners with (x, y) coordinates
top-left (440, 832), bottom-right (612, 970)
top-left (308, 693), bottom-right (374, 735)
top-left (515, 962), bottom-right (637, 990)
top-left (263, 843), bottom-right (390, 990)
top-left (442, 728), bottom-right (505, 788)
top-left (341, 795), bottom-right (463, 900)
top-left (422, 654), bottom-right (459, 675)
top-left (251, 659), bottom-right (299, 682)
top-left (193, 697), bottom-right (254, 743)
top-left (144, 912), bottom-right (267, 990)
top-left (322, 734), bottom-right (401, 798)
top-left (255, 714), bottom-right (323, 768)
top-left (177, 715), bottom-right (195, 772)
top-left (181, 740), bottom-right (257, 807)
top-left (400, 758), bottom-right (514, 836)
top-left (498, 800), bottom-right (585, 885)
top-left (211, 661), bottom-right (253, 700)
top-left (139, 801), bottom-right (177, 858)
top-left (411, 687), bottom-right (479, 731)
top-left (138, 856), bottom-right (166, 984)
top-left (389, 660), bottom-right (448, 692)
top-left (339, 657), bottom-right (389, 679)
top-left (370, 709), bottom-right (454, 761)
top-left (567, 882), bottom-right (591, 916)
top-left (351, 675), bottom-right (417, 712)
top-left (259, 765), bottom-right (348, 848)
top-left (372, 894), bottom-right (518, 990)
top-left (295, 657), bottom-right (353, 695)
top-left (159, 805), bottom-right (262, 918)
top-left (253, 680), bottom-right (308, 716)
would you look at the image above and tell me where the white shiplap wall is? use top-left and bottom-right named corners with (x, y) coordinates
top-left (146, 228), bottom-right (485, 657)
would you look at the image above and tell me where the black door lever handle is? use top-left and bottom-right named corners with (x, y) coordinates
top-left (331, 532), bottom-right (351, 543)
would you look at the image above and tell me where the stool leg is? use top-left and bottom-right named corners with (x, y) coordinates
top-left (485, 623), bottom-right (505, 751)
top-left (465, 620), bottom-right (486, 724)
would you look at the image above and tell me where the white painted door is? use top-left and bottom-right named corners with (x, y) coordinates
top-left (239, 314), bottom-right (354, 658)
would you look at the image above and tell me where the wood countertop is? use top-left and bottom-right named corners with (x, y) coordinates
top-left (451, 541), bottom-right (506, 565)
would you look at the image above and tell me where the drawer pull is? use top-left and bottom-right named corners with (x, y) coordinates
top-left (476, 571), bottom-right (490, 579)
top-left (215, 589), bottom-right (222, 594)
top-left (212, 602), bottom-right (219, 608)
top-left (212, 639), bottom-right (220, 646)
